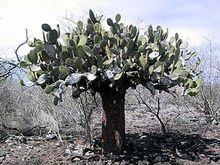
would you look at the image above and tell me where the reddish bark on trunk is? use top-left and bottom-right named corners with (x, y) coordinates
top-left (100, 87), bottom-right (126, 155)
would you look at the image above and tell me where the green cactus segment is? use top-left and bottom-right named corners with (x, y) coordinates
top-left (47, 30), bottom-right (59, 44)
top-left (45, 85), bottom-right (55, 94)
top-left (20, 60), bottom-right (31, 68)
top-left (20, 79), bottom-right (25, 86)
top-left (89, 9), bottom-right (98, 24)
top-left (20, 10), bottom-right (201, 105)
top-left (36, 74), bottom-right (47, 84)
top-left (27, 71), bottom-right (36, 82)
top-left (59, 66), bottom-right (70, 79)
top-left (65, 58), bottom-right (75, 67)
top-left (91, 65), bottom-right (98, 74)
top-left (107, 18), bottom-right (114, 26)
top-left (76, 45), bottom-right (87, 58)
top-left (42, 23), bottom-right (52, 32)
top-left (44, 43), bottom-right (56, 58)
top-left (83, 45), bottom-right (93, 56)
top-left (114, 72), bottom-right (123, 81)
top-left (65, 73), bottom-right (84, 85)
top-left (187, 88), bottom-right (199, 96)
top-left (115, 14), bottom-right (121, 22)
top-left (77, 21), bottom-right (83, 31)
top-left (87, 73), bottom-right (96, 81)
top-left (53, 96), bottom-right (59, 105)
top-left (78, 35), bottom-right (87, 46)
top-left (27, 50), bottom-right (38, 64)
top-left (100, 40), bottom-right (107, 48)
top-left (86, 24), bottom-right (94, 34)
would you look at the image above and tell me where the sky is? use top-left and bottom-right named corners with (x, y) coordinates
top-left (0, 0), bottom-right (220, 59)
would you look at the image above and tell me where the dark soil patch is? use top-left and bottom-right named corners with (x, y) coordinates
top-left (123, 132), bottom-right (220, 164)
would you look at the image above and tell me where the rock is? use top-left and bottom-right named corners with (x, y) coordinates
top-left (106, 160), bottom-right (113, 165)
top-left (35, 136), bottom-right (43, 141)
top-left (0, 150), bottom-right (6, 164)
top-left (5, 139), bottom-right (13, 146)
top-left (84, 151), bottom-right (94, 157)
top-left (83, 147), bottom-right (94, 156)
top-left (17, 146), bottom-right (22, 149)
top-left (175, 148), bottom-right (183, 157)
top-left (0, 150), bottom-right (6, 157)
top-left (87, 154), bottom-right (100, 161)
top-left (140, 135), bottom-right (147, 139)
top-left (33, 141), bottom-right (41, 146)
top-left (72, 144), bottom-right (84, 156)
top-left (212, 119), bottom-right (219, 125)
top-left (26, 145), bottom-right (33, 149)
top-left (67, 143), bottom-right (76, 150)
top-left (17, 136), bottom-right (27, 144)
top-left (120, 160), bottom-right (130, 165)
top-left (68, 155), bottom-right (84, 162)
top-left (55, 142), bottom-right (61, 147)
top-left (180, 141), bottom-right (187, 145)
top-left (45, 133), bottom-right (57, 140)
top-left (73, 157), bottom-right (81, 161)
top-left (112, 161), bottom-right (120, 165)
top-left (0, 156), bottom-right (5, 164)
top-left (63, 148), bottom-right (71, 156)
top-left (138, 160), bottom-right (150, 164)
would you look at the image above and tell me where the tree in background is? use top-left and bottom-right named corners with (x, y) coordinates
top-left (193, 39), bottom-right (220, 124)
top-left (0, 30), bottom-right (28, 81)
top-left (0, 57), bottom-right (17, 81)
top-left (19, 10), bottom-right (201, 154)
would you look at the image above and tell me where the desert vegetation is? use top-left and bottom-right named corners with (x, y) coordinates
top-left (0, 9), bottom-right (219, 165)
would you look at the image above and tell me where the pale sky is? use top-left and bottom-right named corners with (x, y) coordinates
top-left (0, 0), bottom-right (219, 59)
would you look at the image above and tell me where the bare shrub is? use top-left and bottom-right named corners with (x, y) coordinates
top-left (186, 39), bottom-right (220, 124)
top-left (125, 85), bottom-right (175, 134)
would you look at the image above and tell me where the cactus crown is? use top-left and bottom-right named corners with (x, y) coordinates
top-left (20, 9), bottom-right (201, 105)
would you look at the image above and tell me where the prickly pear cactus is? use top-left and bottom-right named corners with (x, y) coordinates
top-left (20, 10), bottom-right (201, 105)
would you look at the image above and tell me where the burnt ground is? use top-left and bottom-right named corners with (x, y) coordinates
top-left (0, 106), bottom-right (220, 165)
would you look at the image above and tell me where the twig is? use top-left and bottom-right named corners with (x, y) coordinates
top-left (0, 65), bottom-right (17, 78)
top-left (15, 29), bottom-right (29, 62)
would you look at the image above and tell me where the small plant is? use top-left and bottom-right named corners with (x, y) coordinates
top-left (19, 10), bottom-right (201, 154)
top-left (73, 91), bottom-right (100, 145)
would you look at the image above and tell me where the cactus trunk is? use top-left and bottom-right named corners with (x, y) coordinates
top-left (100, 86), bottom-right (126, 155)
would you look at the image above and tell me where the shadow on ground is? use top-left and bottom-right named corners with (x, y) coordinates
top-left (117, 132), bottom-right (220, 164)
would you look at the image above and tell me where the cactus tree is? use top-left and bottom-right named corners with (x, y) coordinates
top-left (19, 10), bottom-right (201, 155)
